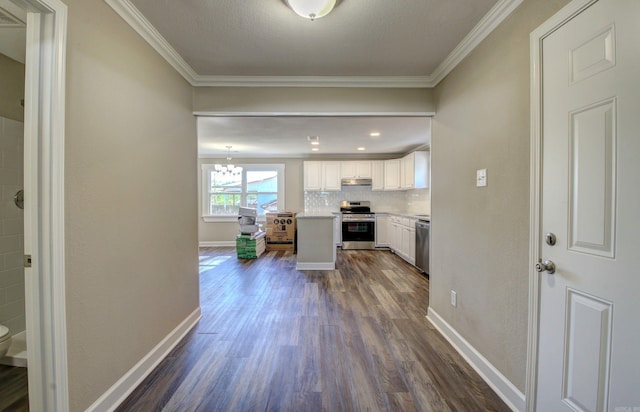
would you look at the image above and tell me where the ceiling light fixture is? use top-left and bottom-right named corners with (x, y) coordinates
top-left (357, 147), bottom-right (366, 151)
top-left (369, 132), bottom-right (381, 137)
top-left (312, 148), bottom-right (319, 151)
top-left (307, 135), bottom-right (320, 145)
top-left (225, 145), bottom-right (233, 161)
top-left (286, 0), bottom-right (336, 21)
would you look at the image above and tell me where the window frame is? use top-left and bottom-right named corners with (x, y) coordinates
top-left (201, 163), bottom-right (285, 222)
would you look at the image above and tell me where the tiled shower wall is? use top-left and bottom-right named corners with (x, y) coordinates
top-left (0, 116), bottom-right (25, 334)
top-left (304, 186), bottom-right (430, 215)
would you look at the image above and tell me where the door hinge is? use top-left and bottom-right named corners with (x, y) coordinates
top-left (24, 255), bottom-right (32, 268)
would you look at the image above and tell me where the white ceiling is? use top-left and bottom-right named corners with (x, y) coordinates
top-left (128, 0), bottom-right (499, 78)
top-left (198, 116), bottom-right (431, 158)
top-left (2, 0), bottom-right (521, 158)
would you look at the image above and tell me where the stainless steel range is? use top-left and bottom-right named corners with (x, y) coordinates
top-left (340, 201), bottom-right (375, 250)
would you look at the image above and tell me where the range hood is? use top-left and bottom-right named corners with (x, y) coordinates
top-left (341, 178), bottom-right (372, 187)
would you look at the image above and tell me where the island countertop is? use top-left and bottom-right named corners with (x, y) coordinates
top-left (296, 212), bottom-right (336, 219)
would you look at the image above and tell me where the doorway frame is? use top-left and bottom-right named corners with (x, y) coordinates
top-left (526, 0), bottom-right (599, 411)
top-left (16, 0), bottom-right (68, 410)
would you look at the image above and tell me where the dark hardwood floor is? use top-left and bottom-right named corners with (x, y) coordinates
top-left (0, 363), bottom-right (29, 411)
top-left (118, 248), bottom-right (510, 412)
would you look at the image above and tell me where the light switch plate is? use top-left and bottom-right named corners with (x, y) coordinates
top-left (476, 169), bottom-right (487, 187)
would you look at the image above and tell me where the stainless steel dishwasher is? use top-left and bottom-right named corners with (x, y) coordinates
top-left (415, 219), bottom-right (430, 274)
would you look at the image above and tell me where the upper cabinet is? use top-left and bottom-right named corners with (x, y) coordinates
top-left (384, 159), bottom-right (402, 191)
top-left (401, 151), bottom-right (429, 189)
top-left (341, 161), bottom-right (372, 179)
top-left (304, 161), bottom-right (341, 191)
top-left (304, 151), bottom-right (429, 192)
top-left (371, 161), bottom-right (384, 191)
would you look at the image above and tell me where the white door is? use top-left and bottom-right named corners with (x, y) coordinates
top-left (536, 0), bottom-right (640, 411)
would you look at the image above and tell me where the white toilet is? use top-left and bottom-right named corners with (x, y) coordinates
top-left (0, 325), bottom-right (11, 359)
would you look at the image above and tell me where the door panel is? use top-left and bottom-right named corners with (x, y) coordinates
top-left (568, 98), bottom-right (616, 257)
top-left (536, 0), bottom-right (640, 410)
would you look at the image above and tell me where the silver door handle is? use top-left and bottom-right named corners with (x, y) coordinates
top-left (535, 258), bottom-right (555, 274)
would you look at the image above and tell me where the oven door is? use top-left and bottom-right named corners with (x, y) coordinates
top-left (341, 220), bottom-right (375, 249)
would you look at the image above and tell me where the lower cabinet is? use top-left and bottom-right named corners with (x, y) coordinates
top-left (384, 215), bottom-right (417, 266)
top-left (375, 214), bottom-right (390, 247)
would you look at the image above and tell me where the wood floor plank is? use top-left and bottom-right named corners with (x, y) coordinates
top-left (116, 248), bottom-right (511, 412)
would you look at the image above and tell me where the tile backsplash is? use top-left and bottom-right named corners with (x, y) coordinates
top-left (0, 116), bottom-right (25, 334)
top-left (304, 186), bottom-right (430, 215)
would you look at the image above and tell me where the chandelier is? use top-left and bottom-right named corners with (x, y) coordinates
top-left (214, 146), bottom-right (242, 176)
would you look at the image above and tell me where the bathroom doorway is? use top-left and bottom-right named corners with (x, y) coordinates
top-left (0, 0), bottom-right (28, 408)
top-left (1, 0), bottom-right (69, 409)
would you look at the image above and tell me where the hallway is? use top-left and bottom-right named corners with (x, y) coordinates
top-left (118, 248), bottom-right (509, 411)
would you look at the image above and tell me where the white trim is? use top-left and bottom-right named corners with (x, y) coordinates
top-left (526, 1), bottom-right (599, 411)
top-left (192, 75), bottom-right (433, 88)
top-left (19, 0), bottom-right (69, 409)
top-left (199, 241), bottom-right (236, 247)
top-left (426, 307), bottom-right (525, 412)
top-left (86, 308), bottom-right (202, 412)
top-left (295, 262), bottom-right (336, 270)
top-left (193, 111), bottom-right (436, 117)
top-left (103, 0), bottom-right (199, 84)
top-left (105, 0), bottom-right (522, 88)
top-left (429, 0), bottom-right (524, 85)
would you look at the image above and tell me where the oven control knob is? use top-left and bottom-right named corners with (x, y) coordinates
top-left (287, 219), bottom-right (292, 224)
top-left (274, 219), bottom-right (279, 224)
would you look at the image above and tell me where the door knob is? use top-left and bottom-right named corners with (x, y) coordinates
top-left (535, 258), bottom-right (555, 274)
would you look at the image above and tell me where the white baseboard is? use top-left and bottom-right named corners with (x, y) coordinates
top-left (199, 241), bottom-right (235, 247)
top-left (296, 262), bottom-right (335, 270)
top-left (86, 307), bottom-right (202, 412)
top-left (426, 307), bottom-right (525, 411)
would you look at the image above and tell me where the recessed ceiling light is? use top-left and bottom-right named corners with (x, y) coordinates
top-left (311, 141), bottom-right (320, 146)
top-left (369, 132), bottom-right (381, 137)
top-left (312, 148), bottom-right (319, 151)
top-left (357, 147), bottom-right (366, 151)
top-left (307, 135), bottom-right (320, 144)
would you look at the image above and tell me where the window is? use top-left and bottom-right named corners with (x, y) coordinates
top-left (202, 163), bottom-right (285, 221)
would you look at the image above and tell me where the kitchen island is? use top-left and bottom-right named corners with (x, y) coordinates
top-left (295, 212), bottom-right (336, 270)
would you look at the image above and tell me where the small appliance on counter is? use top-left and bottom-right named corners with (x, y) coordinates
top-left (265, 212), bottom-right (296, 251)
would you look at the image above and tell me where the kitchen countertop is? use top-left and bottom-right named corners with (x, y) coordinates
top-left (376, 212), bottom-right (430, 221)
top-left (296, 212), bottom-right (336, 219)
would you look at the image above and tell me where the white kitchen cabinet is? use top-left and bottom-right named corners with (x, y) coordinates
top-left (371, 161), bottom-right (384, 191)
top-left (375, 214), bottom-right (389, 247)
top-left (341, 161), bottom-right (372, 179)
top-left (386, 215), bottom-right (417, 265)
top-left (384, 159), bottom-right (401, 190)
top-left (401, 225), bottom-right (416, 265)
top-left (323, 162), bottom-right (342, 191)
top-left (304, 161), bottom-right (322, 191)
top-left (303, 161), bottom-right (341, 191)
top-left (401, 151), bottom-right (429, 190)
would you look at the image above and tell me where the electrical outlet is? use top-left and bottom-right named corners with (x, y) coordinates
top-left (451, 290), bottom-right (457, 307)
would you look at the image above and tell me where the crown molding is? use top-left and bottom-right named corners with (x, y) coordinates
top-left (106, 0), bottom-right (523, 88)
top-left (192, 75), bottom-right (433, 88)
top-left (104, 0), bottom-right (199, 84)
top-left (429, 0), bottom-right (524, 86)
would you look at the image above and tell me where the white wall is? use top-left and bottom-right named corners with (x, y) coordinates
top-left (430, 0), bottom-right (571, 392)
top-left (193, 87), bottom-right (435, 115)
top-left (64, 0), bottom-right (199, 410)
